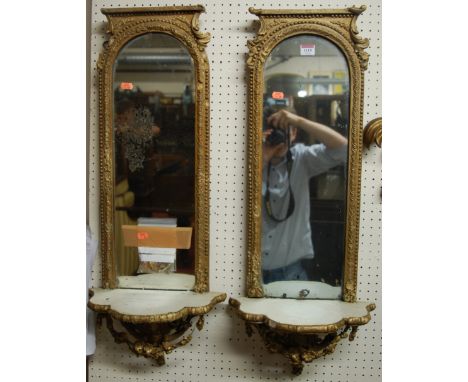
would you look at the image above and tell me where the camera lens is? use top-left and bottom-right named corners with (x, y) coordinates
top-left (266, 128), bottom-right (287, 146)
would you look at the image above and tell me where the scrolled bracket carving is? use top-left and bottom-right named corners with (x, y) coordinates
top-left (191, 12), bottom-right (211, 49)
top-left (245, 323), bottom-right (355, 375)
top-left (97, 313), bottom-right (205, 365)
top-left (349, 5), bottom-right (370, 71)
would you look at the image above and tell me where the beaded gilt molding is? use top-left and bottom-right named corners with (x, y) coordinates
top-left (245, 6), bottom-right (370, 301)
top-left (97, 6), bottom-right (211, 292)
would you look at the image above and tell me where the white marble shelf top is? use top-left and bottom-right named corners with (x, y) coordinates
top-left (89, 288), bottom-right (226, 323)
top-left (229, 297), bottom-right (375, 333)
top-left (263, 280), bottom-right (342, 299)
top-left (117, 273), bottom-right (195, 290)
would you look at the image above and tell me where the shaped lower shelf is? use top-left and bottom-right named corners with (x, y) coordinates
top-left (89, 288), bottom-right (226, 364)
top-left (229, 297), bottom-right (375, 375)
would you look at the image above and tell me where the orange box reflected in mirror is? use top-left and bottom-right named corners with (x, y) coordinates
top-left (122, 225), bottom-right (193, 249)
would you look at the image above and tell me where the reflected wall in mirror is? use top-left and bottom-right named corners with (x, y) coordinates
top-left (261, 35), bottom-right (349, 300)
top-left (113, 33), bottom-right (196, 289)
top-left (98, 7), bottom-right (211, 292)
top-left (246, 7), bottom-right (369, 302)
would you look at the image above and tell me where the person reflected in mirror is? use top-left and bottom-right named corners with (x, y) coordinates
top-left (261, 108), bottom-right (348, 284)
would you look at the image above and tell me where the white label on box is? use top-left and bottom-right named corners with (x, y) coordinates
top-left (138, 247), bottom-right (176, 255)
top-left (300, 44), bottom-right (316, 56)
top-left (139, 253), bottom-right (176, 263)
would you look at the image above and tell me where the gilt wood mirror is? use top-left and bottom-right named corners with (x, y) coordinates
top-left (98, 6), bottom-right (211, 292)
top-left (246, 6), bottom-right (369, 302)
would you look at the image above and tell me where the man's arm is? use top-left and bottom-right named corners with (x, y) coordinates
top-left (267, 109), bottom-right (347, 149)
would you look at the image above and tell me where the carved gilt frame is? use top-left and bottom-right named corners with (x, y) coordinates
top-left (98, 6), bottom-right (211, 292)
top-left (246, 6), bottom-right (369, 302)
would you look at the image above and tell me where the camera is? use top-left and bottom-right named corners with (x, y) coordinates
top-left (263, 106), bottom-right (290, 146)
top-left (266, 127), bottom-right (289, 146)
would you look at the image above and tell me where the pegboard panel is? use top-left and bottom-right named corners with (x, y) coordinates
top-left (88, 1), bottom-right (381, 381)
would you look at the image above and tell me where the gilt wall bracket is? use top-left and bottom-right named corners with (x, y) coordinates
top-left (229, 297), bottom-right (375, 375)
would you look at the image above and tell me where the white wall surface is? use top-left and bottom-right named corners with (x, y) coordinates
top-left (88, 1), bottom-right (382, 381)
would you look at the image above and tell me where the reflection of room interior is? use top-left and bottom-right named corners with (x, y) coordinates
top-left (113, 34), bottom-right (196, 278)
top-left (295, 93), bottom-right (348, 287)
top-left (264, 38), bottom-right (349, 287)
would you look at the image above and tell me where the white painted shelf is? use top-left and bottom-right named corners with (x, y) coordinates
top-left (230, 297), bottom-right (375, 332)
top-left (89, 288), bottom-right (226, 322)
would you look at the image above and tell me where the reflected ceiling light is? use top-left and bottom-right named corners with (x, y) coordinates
top-left (272, 91), bottom-right (284, 99)
top-left (120, 82), bottom-right (134, 90)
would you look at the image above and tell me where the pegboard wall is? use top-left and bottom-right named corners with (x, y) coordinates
top-left (87, 1), bottom-right (382, 381)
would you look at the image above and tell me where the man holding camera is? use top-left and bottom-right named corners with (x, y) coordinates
top-left (262, 109), bottom-right (348, 284)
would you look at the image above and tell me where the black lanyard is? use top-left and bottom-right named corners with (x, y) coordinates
top-left (264, 150), bottom-right (295, 222)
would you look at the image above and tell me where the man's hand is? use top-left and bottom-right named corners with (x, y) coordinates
top-left (267, 109), bottom-right (301, 130)
top-left (262, 129), bottom-right (287, 165)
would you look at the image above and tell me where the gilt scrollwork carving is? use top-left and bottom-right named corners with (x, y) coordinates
top-left (97, 6), bottom-right (211, 291)
top-left (98, 313), bottom-right (205, 365)
top-left (245, 322), bottom-right (353, 375)
top-left (349, 6), bottom-right (370, 71)
top-left (191, 12), bottom-right (211, 49)
top-left (245, 7), bottom-right (370, 301)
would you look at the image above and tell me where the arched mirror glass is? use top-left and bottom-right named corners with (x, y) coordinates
top-left (261, 35), bottom-right (349, 299)
top-left (112, 33), bottom-right (196, 290)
